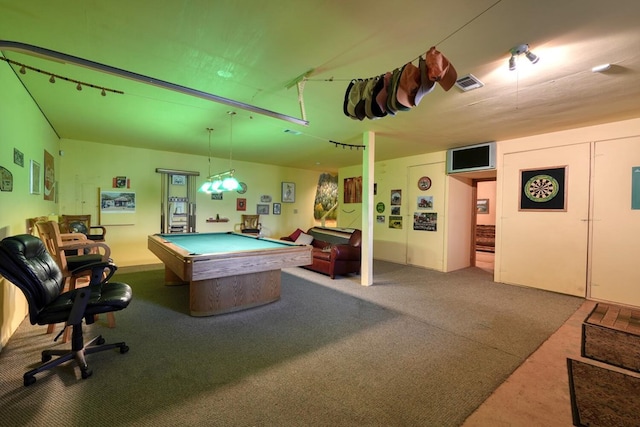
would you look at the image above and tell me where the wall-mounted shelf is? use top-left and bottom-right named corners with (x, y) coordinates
top-left (206, 218), bottom-right (229, 223)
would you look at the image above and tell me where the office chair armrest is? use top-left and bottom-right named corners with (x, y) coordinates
top-left (70, 262), bottom-right (118, 285)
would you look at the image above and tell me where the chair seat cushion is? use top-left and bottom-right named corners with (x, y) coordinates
top-left (36, 282), bottom-right (133, 325)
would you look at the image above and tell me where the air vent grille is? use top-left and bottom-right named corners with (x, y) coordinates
top-left (455, 74), bottom-right (484, 92)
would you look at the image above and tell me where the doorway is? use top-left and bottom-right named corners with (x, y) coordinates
top-left (474, 179), bottom-right (496, 272)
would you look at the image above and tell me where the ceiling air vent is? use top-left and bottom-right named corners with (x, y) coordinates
top-left (455, 74), bottom-right (484, 92)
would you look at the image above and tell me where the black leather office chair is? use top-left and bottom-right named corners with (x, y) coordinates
top-left (0, 234), bottom-right (132, 386)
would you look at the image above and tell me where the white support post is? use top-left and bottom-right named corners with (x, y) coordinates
top-left (361, 131), bottom-right (375, 286)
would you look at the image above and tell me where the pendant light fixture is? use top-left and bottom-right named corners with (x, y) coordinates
top-left (198, 128), bottom-right (220, 194)
top-left (221, 111), bottom-right (239, 191)
top-left (199, 112), bottom-right (240, 193)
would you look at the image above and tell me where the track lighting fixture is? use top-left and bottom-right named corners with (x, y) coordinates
top-left (330, 140), bottom-right (365, 150)
top-left (0, 57), bottom-right (123, 96)
top-left (508, 44), bottom-right (540, 71)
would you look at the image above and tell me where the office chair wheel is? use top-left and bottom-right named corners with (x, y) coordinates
top-left (42, 353), bottom-right (52, 363)
top-left (96, 336), bottom-right (105, 345)
top-left (120, 344), bottom-right (129, 354)
top-left (24, 374), bottom-right (36, 387)
top-left (81, 368), bottom-right (93, 379)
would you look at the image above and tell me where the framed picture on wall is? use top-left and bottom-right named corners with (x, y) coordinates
top-left (519, 166), bottom-right (567, 211)
top-left (30, 160), bottom-right (41, 194)
top-left (171, 175), bottom-right (186, 185)
top-left (273, 202), bottom-right (281, 215)
top-left (257, 204), bottom-right (269, 214)
top-left (236, 198), bottom-right (246, 211)
top-left (281, 182), bottom-right (295, 203)
top-left (477, 199), bottom-right (489, 214)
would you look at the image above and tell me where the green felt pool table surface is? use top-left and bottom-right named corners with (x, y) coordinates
top-left (156, 232), bottom-right (294, 255)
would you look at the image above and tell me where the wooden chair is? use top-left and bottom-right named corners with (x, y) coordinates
top-left (238, 215), bottom-right (262, 235)
top-left (34, 220), bottom-right (115, 342)
top-left (59, 214), bottom-right (107, 242)
top-left (26, 216), bottom-right (49, 235)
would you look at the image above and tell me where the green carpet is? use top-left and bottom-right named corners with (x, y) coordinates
top-left (0, 261), bottom-right (583, 426)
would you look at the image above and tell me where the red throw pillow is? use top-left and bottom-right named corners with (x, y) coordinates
top-left (288, 228), bottom-right (304, 241)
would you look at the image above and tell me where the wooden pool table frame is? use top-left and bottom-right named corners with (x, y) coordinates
top-left (148, 233), bottom-right (312, 316)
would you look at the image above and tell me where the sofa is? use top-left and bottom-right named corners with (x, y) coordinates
top-left (475, 224), bottom-right (495, 252)
top-left (282, 227), bottom-right (362, 279)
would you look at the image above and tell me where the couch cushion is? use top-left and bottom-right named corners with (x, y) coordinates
top-left (288, 228), bottom-right (305, 241)
top-left (295, 232), bottom-right (314, 245)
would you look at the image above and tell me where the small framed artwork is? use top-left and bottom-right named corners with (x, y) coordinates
top-left (389, 215), bottom-right (403, 229)
top-left (236, 198), bottom-right (246, 211)
top-left (282, 182), bottom-right (295, 203)
top-left (417, 196), bottom-right (433, 210)
top-left (391, 189), bottom-right (402, 205)
top-left (30, 160), bottom-right (41, 194)
top-left (13, 148), bottom-right (24, 167)
top-left (273, 202), bottom-right (281, 215)
top-left (171, 175), bottom-right (186, 185)
top-left (261, 195), bottom-right (272, 202)
top-left (113, 176), bottom-right (129, 188)
top-left (257, 204), bottom-right (269, 214)
top-left (519, 166), bottom-right (567, 211)
top-left (477, 199), bottom-right (489, 214)
top-left (211, 193), bottom-right (223, 200)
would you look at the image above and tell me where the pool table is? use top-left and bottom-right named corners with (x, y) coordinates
top-left (148, 232), bottom-right (312, 316)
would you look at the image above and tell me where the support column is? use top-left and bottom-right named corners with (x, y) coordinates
top-left (361, 131), bottom-right (375, 286)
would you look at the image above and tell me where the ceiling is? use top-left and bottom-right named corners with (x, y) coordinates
top-left (2, 0), bottom-right (640, 173)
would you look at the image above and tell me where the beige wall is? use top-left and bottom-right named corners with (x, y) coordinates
top-left (0, 60), bottom-right (60, 348)
top-left (496, 118), bottom-right (640, 304)
top-left (340, 119), bottom-right (640, 310)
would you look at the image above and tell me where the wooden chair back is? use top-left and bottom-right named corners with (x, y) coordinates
top-left (34, 220), bottom-right (110, 281)
top-left (26, 216), bottom-right (49, 235)
top-left (240, 215), bottom-right (262, 234)
top-left (60, 214), bottom-right (107, 241)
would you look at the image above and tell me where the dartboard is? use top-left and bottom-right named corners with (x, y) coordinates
top-left (524, 174), bottom-right (559, 202)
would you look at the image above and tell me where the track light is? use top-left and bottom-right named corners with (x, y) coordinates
top-left (76, 83), bottom-right (82, 91)
top-left (101, 88), bottom-right (106, 96)
top-left (525, 50), bottom-right (539, 64)
top-left (19, 65), bottom-right (26, 74)
top-left (49, 75), bottom-right (55, 83)
top-left (508, 44), bottom-right (540, 71)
